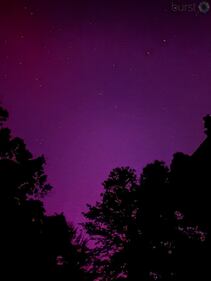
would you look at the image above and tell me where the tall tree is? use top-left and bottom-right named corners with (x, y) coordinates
top-left (83, 167), bottom-right (139, 280)
top-left (128, 161), bottom-right (175, 281)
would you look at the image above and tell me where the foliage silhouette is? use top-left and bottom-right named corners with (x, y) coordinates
top-left (1, 106), bottom-right (91, 281)
top-left (83, 116), bottom-right (210, 281)
top-left (2, 105), bottom-right (209, 280)
top-left (83, 167), bottom-right (139, 280)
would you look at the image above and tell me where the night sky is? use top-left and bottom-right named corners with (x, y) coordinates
top-left (1, 0), bottom-right (211, 224)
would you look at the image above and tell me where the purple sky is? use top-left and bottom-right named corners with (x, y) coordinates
top-left (1, 0), bottom-right (211, 224)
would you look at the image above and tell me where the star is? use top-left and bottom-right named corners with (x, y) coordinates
top-left (18, 33), bottom-right (25, 39)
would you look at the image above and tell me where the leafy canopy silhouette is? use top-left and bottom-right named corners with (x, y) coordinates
top-left (83, 117), bottom-right (210, 281)
top-left (1, 106), bottom-right (91, 281)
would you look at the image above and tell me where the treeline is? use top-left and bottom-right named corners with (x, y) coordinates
top-left (1, 106), bottom-right (210, 280)
top-left (1, 107), bottom-right (92, 281)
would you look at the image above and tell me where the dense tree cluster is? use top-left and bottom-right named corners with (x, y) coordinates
top-left (1, 106), bottom-right (210, 280)
top-left (1, 107), bottom-right (91, 281)
top-left (83, 117), bottom-right (210, 281)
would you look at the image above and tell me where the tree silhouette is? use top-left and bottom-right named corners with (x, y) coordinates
top-left (130, 117), bottom-right (210, 280)
top-left (128, 161), bottom-right (176, 281)
top-left (83, 167), bottom-right (139, 280)
top-left (1, 106), bottom-right (91, 280)
top-left (2, 105), bottom-right (209, 280)
top-left (41, 214), bottom-right (92, 280)
top-left (83, 116), bottom-right (210, 281)
top-left (169, 115), bottom-right (210, 281)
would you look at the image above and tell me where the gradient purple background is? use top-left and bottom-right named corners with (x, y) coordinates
top-left (1, 0), bottom-right (211, 224)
